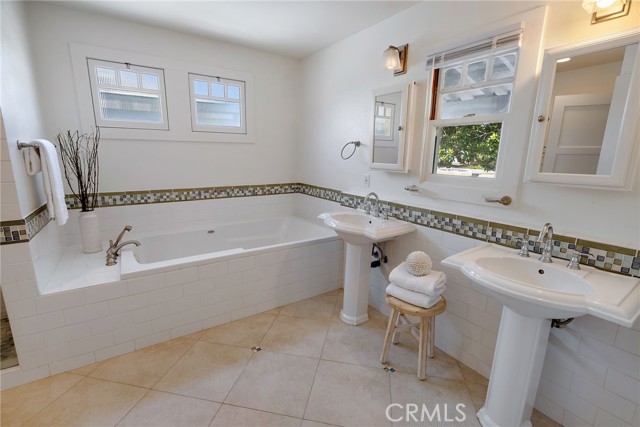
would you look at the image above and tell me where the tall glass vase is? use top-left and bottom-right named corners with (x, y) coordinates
top-left (78, 210), bottom-right (102, 254)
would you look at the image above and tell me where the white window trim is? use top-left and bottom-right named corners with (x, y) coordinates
top-left (188, 73), bottom-right (246, 134)
top-left (418, 7), bottom-right (547, 205)
top-left (70, 43), bottom-right (255, 143)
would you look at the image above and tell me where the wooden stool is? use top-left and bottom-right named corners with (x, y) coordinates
top-left (380, 294), bottom-right (447, 380)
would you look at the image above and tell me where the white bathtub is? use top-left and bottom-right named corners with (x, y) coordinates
top-left (120, 215), bottom-right (340, 278)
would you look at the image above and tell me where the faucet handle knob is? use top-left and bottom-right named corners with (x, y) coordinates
top-left (567, 251), bottom-right (594, 270)
top-left (514, 237), bottom-right (530, 257)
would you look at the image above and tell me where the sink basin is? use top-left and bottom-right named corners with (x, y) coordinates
top-left (318, 210), bottom-right (416, 245)
top-left (443, 244), bottom-right (640, 325)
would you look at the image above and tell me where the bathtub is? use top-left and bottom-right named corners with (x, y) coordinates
top-left (120, 215), bottom-right (341, 278)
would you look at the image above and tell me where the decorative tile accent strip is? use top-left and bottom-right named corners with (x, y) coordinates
top-left (12, 183), bottom-right (636, 277)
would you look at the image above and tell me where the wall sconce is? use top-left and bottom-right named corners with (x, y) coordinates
top-left (582, 0), bottom-right (631, 23)
top-left (383, 44), bottom-right (408, 76)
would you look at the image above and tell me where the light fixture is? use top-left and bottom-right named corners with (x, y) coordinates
top-left (383, 44), bottom-right (408, 76)
top-left (582, 0), bottom-right (631, 23)
top-left (557, 57), bottom-right (572, 63)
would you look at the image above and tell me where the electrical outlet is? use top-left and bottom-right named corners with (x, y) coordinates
top-left (363, 173), bottom-right (370, 188)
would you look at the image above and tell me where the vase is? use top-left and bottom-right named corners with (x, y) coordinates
top-left (78, 210), bottom-right (102, 254)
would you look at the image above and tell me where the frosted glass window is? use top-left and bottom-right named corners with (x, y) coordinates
top-left (96, 67), bottom-right (117, 86)
top-left (189, 73), bottom-right (246, 134)
top-left (227, 85), bottom-right (241, 100)
top-left (443, 66), bottom-right (462, 88)
top-left (492, 52), bottom-right (518, 80)
top-left (466, 60), bottom-right (487, 84)
top-left (211, 83), bottom-right (225, 98)
top-left (140, 73), bottom-right (159, 90)
top-left (87, 59), bottom-right (168, 130)
top-left (374, 101), bottom-right (394, 140)
top-left (119, 70), bottom-right (138, 88)
top-left (440, 83), bottom-right (513, 119)
top-left (194, 80), bottom-right (208, 95)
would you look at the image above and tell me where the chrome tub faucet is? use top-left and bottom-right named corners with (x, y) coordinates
top-left (106, 225), bottom-right (140, 266)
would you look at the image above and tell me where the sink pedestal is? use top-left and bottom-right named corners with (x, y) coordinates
top-left (478, 307), bottom-right (551, 427)
top-left (340, 242), bottom-right (372, 325)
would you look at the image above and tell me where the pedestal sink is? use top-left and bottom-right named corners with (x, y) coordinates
top-left (319, 211), bottom-right (416, 325)
top-left (443, 244), bottom-right (640, 427)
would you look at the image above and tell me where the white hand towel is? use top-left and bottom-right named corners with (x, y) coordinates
top-left (22, 147), bottom-right (42, 175)
top-left (386, 283), bottom-right (443, 309)
top-left (31, 139), bottom-right (68, 226)
top-left (389, 262), bottom-right (446, 295)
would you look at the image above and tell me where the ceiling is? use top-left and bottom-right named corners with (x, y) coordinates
top-left (54, 1), bottom-right (420, 59)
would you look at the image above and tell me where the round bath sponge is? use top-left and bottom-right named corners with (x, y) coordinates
top-left (405, 251), bottom-right (432, 276)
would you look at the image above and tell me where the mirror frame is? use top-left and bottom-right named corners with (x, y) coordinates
top-left (370, 82), bottom-right (416, 172)
top-left (524, 29), bottom-right (640, 190)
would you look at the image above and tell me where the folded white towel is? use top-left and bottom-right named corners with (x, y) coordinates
top-left (389, 262), bottom-right (446, 295)
top-left (22, 147), bottom-right (42, 175)
top-left (386, 283), bottom-right (443, 309)
top-left (31, 139), bottom-right (68, 226)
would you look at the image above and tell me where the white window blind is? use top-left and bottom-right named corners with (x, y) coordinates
top-left (425, 29), bottom-right (522, 70)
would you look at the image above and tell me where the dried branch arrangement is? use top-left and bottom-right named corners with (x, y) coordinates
top-left (56, 128), bottom-right (100, 212)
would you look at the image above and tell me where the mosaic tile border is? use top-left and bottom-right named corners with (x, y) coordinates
top-left (5, 183), bottom-right (639, 277)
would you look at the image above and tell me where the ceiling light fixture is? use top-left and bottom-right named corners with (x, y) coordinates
top-left (582, 0), bottom-right (631, 23)
top-left (383, 44), bottom-right (408, 76)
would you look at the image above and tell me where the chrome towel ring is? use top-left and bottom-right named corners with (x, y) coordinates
top-left (341, 140), bottom-right (361, 160)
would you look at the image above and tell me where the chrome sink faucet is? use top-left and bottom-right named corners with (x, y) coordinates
top-left (364, 192), bottom-right (380, 217)
top-left (106, 225), bottom-right (140, 266)
top-left (537, 223), bottom-right (554, 263)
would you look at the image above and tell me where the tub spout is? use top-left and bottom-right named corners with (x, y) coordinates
top-left (106, 240), bottom-right (141, 266)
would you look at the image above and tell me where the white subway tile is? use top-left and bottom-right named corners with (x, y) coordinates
top-left (538, 378), bottom-right (597, 423)
top-left (108, 293), bottom-right (149, 314)
top-left (126, 274), bottom-right (166, 294)
top-left (547, 333), bottom-right (608, 385)
top-left (183, 278), bottom-right (214, 296)
top-left (164, 267), bottom-right (198, 287)
top-left (148, 285), bottom-right (183, 305)
top-left (462, 337), bottom-right (493, 366)
top-left (214, 271), bottom-right (244, 289)
top-left (113, 321), bottom-right (153, 344)
top-left (12, 332), bottom-right (44, 354)
top-left (604, 369), bottom-right (640, 407)
top-left (580, 335), bottom-right (640, 381)
top-left (94, 341), bottom-right (135, 362)
top-left (152, 312), bottom-right (186, 333)
top-left (201, 312), bottom-right (230, 329)
top-left (5, 297), bottom-right (37, 319)
top-left (594, 408), bottom-right (632, 427)
top-left (197, 261), bottom-right (228, 279)
top-left (0, 366), bottom-right (50, 391)
top-left (466, 306), bottom-right (500, 332)
top-left (169, 295), bottom-right (201, 315)
top-left (534, 394), bottom-right (565, 424)
top-left (230, 306), bottom-right (257, 321)
top-left (135, 331), bottom-right (172, 350)
top-left (1, 280), bottom-right (39, 302)
top-left (0, 261), bottom-right (36, 284)
top-left (614, 326), bottom-right (640, 356)
top-left (84, 281), bottom-right (128, 304)
top-left (131, 303), bottom-right (168, 324)
top-left (541, 359), bottom-right (574, 390)
top-left (561, 410), bottom-right (592, 427)
top-left (69, 332), bottom-right (114, 356)
top-left (49, 353), bottom-right (96, 376)
top-left (63, 302), bottom-right (109, 325)
top-left (170, 321), bottom-right (202, 339)
top-left (10, 311), bottom-right (65, 336)
top-left (44, 322), bottom-right (92, 347)
top-left (571, 375), bottom-right (636, 424)
top-left (228, 256), bottom-right (255, 273)
top-left (569, 315), bottom-right (618, 346)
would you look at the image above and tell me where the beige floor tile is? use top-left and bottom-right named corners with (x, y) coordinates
top-left (531, 408), bottom-right (562, 427)
top-left (117, 390), bottom-right (220, 427)
top-left (68, 361), bottom-right (105, 376)
top-left (154, 341), bottom-right (253, 402)
top-left (210, 405), bottom-right (302, 427)
top-left (389, 372), bottom-right (480, 427)
top-left (182, 330), bottom-right (205, 341)
top-left (279, 294), bottom-right (337, 320)
top-left (301, 420), bottom-right (340, 427)
top-left (305, 360), bottom-right (391, 427)
top-left (200, 313), bottom-right (276, 347)
top-left (264, 307), bottom-right (283, 315)
top-left (225, 351), bottom-right (318, 418)
top-left (0, 373), bottom-right (83, 426)
top-left (466, 381), bottom-right (487, 411)
top-left (90, 338), bottom-right (194, 388)
top-left (260, 315), bottom-right (330, 358)
top-left (25, 377), bottom-right (146, 427)
top-left (333, 305), bottom-right (388, 329)
top-left (458, 363), bottom-right (488, 387)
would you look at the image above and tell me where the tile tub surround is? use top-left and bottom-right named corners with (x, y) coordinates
top-left (4, 182), bottom-right (637, 278)
top-left (0, 290), bottom-right (561, 427)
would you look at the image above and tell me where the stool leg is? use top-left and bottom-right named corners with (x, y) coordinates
top-left (381, 308), bottom-right (400, 364)
top-left (418, 316), bottom-right (428, 380)
top-left (427, 316), bottom-right (435, 358)
top-left (391, 314), bottom-right (403, 344)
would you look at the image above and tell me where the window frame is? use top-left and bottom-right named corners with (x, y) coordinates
top-left (188, 73), bottom-right (247, 134)
top-left (418, 8), bottom-right (546, 205)
top-left (87, 58), bottom-right (169, 131)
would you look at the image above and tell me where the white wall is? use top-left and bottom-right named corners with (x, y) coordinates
top-left (26, 2), bottom-right (301, 192)
top-left (298, 1), bottom-right (640, 249)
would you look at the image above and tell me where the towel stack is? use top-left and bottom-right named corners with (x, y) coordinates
top-left (386, 253), bottom-right (446, 309)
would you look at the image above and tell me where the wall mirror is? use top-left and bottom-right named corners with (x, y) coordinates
top-left (370, 82), bottom-right (415, 172)
top-left (525, 30), bottom-right (640, 190)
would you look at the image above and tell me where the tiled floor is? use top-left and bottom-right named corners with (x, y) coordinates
top-left (1, 289), bottom-right (561, 427)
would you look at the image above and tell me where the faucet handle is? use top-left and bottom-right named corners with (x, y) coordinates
top-left (514, 237), bottom-right (530, 257)
top-left (567, 251), bottom-right (594, 270)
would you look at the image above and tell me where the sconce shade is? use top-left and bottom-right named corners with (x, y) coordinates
top-left (382, 44), bottom-right (408, 76)
top-left (582, 0), bottom-right (630, 23)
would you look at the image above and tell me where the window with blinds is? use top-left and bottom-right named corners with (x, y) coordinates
top-left (87, 59), bottom-right (169, 130)
top-left (426, 30), bottom-right (522, 179)
top-left (188, 73), bottom-right (246, 134)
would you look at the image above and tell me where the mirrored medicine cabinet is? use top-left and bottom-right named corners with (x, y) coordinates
top-left (370, 82), bottom-right (416, 172)
top-left (525, 29), bottom-right (640, 190)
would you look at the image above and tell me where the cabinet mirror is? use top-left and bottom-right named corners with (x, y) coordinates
top-left (525, 30), bottom-right (640, 190)
top-left (370, 82), bottom-right (415, 172)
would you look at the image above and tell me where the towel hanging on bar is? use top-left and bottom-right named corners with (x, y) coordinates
top-left (27, 139), bottom-right (68, 226)
top-left (22, 145), bottom-right (42, 175)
